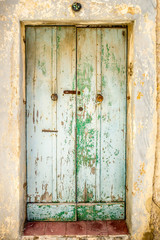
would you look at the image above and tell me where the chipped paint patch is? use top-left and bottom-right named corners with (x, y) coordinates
top-left (137, 91), bottom-right (143, 100)
top-left (140, 162), bottom-right (146, 176)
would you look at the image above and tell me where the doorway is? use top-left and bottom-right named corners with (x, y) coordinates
top-left (26, 26), bottom-right (127, 221)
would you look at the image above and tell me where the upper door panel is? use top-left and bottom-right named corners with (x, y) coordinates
top-left (77, 28), bottom-right (127, 204)
top-left (26, 27), bottom-right (76, 204)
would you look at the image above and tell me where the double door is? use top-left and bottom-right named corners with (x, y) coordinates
top-left (26, 26), bottom-right (127, 221)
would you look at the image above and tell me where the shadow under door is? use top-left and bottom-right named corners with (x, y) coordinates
top-left (26, 26), bottom-right (127, 221)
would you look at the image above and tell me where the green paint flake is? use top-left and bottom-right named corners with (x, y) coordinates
top-left (98, 114), bottom-right (101, 120)
top-left (38, 60), bottom-right (46, 75)
top-left (77, 61), bottom-right (96, 175)
top-left (68, 113), bottom-right (74, 135)
top-left (77, 63), bottom-right (94, 93)
top-left (114, 149), bottom-right (120, 156)
top-left (116, 64), bottom-right (120, 73)
top-left (102, 76), bottom-right (106, 88)
top-left (77, 115), bottom-right (96, 167)
top-left (72, 75), bottom-right (76, 90)
top-left (102, 115), bottom-right (106, 121)
top-left (104, 43), bottom-right (110, 69)
top-left (57, 35), bottom-right (60, 49)
top-left (103, 43), bottom-right (122, 75)
top-left (85, 113), bottom-right (92, 124)
top-left (104, 132), bottom-right (109, 138)
top-left (77, 203), bottom-right (125, 220)
top-left (28, 204), bottom-right (76, 221)
top-left (101, 44), bottom-right (104, 62)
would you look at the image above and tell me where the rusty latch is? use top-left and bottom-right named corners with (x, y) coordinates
top-left (64, 90), bottom-right (80, 95)
top-left (42, 129), bottom-right (58, 133)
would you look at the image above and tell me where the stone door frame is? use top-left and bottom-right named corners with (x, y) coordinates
top-left (20, 17), bottom-right (156, 239)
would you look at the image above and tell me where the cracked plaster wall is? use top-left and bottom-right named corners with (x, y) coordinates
top-left (0, 0), bottom-right (157, 239)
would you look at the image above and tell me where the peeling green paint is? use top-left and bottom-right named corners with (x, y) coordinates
top-left (57, 35), bottom-right (60, 49)
top-left (77, 203), bottom-right (125, 220)
top-left (38, 60), bottom-right (46, 75)
top-left (27, 204), bottom-right (76, 221)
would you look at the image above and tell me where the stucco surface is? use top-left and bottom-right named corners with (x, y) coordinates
top-left (152, 0), bottom-right (160, 239)
top-left (0, 0), bottom-right (157, 240)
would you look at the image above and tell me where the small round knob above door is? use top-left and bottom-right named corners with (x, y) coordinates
top-left (96, 94), bottom-right (103, 103)
top-left (51, 94), bottom-right (58, 101)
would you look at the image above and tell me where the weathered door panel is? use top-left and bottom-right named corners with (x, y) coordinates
top-left (77, 202), bottom-right (124, 221)
top-left (26, 26), bottom-right (76, 220)
top-left (26, 27), bottom-right (55, 203)
top-left (76, 28), bottom-right (126, 219)
top-left (27, 204), bottom-right (76, 221)
top-left (100, 29), bottom-right (126, 202)
top-left (77, 28), bottom-right (100, 203)
top-left (56, 27), bottom-right (76, 203)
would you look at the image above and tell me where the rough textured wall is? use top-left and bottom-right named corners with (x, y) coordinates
top-left (152, 0), bottom-right (160, 239)
top-left (0, 1), bottom-right (157, 240)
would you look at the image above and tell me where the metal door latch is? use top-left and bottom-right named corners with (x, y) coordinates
top-left (42, 129), bottom-right (58, 133)
top-left (64, 90), bottom-right (80, 95)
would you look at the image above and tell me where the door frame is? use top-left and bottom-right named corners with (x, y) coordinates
top-left (21, 21), bottom-right (133, 227)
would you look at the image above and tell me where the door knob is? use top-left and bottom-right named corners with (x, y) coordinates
top-left (96, 94), bottom-right (103, 103)
top-left (51, 94), bottom-right (58, 101)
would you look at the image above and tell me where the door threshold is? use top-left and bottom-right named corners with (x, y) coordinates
top-left (22, 220), bottom-right (130, 239)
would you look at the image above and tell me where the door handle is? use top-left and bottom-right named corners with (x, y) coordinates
top-left (96, 94), bottom-right (103, 103)
top-left (64, 90), bottom-right (80, 95)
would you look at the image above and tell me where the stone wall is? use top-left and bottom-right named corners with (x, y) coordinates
top-left (0, 1), bottom-right (157, 239)
top-left (152, 0), bottom-right (160, 239)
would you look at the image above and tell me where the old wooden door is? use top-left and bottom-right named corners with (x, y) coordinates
top-left (26, 26), bottom-right (127, 221)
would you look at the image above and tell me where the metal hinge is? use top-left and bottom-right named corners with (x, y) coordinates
top-left (128, 63), bottom-right (133, 77)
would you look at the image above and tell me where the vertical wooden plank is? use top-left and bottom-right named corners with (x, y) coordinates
top-left (100, 28), bottom-right (127, 202)
top-left (56, 27), bottom-right (76, 203)
top-left (77, 28), bottom-right (98, 202)
top-left (51, 27), bottom-right (58, 202)
top-left (95, 28), bottom-right (102, 202)
top-left (26, 27), bottom-right (56, 202)
top-left (26, 27), bottom-right (36, 202)
top-left (27, 26), bottom-right (77, 209)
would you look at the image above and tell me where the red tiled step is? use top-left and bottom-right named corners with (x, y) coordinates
top-left (23, 220), bottom-right (129, 236)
